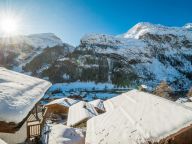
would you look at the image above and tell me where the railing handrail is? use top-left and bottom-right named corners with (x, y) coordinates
top-left (27, 107), bottom-right (48, 140)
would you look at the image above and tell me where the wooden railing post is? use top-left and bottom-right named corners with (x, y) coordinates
top-left (27, 122), bottom-right (30, 140)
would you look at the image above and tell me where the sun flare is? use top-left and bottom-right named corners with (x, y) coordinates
top-left (0, 14), bottom-right (21, 36)
top-left (1, 18), bottom-right (18, 34)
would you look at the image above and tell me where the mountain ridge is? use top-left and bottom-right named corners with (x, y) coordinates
top-left (0, 22), bottom-right (191, 91)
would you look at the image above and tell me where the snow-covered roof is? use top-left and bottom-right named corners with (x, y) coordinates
top-left (86, 89), bottom-right (192, 144)
top-left (103, 92), bottom-right (129, 111)
top-left (0, 67), bottom-right (51, 124)
top-left (0, 139), bottom-right (7, 144)
top-left (47, 124), bottom-right (85, 144)
top-left (183, 102), bottom-right (192, 109)
top-left (67, 101), bottom-right (98, 127)
top-left (89, 99), bottom-right (105, 112)
top-left (45, 98), bottom-right (79, 107)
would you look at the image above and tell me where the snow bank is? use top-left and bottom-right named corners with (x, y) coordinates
top-left (47, 124), bottom-right (85, 144)
top-left (0, 67), bottom-right (51, 123)
top-left (87, 90), bottom-right (192, 143)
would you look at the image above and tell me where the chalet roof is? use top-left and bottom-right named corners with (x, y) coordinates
top-left (67, 101), bottom-right (98, 127)
top-left (0, 139), bottom-right (7, 144)
top-left (0, 67), bottom-right (51, 125)
top-left (86, 89), bottom-right (192, 144)
top-left (183, 102), bottom-right (192, 109)
top-left (89, 99), bottom-right (105, 112)
top-left (47, 124), bottom-right (85, 144)
top-left (45, 97), bottom-right (79, 107)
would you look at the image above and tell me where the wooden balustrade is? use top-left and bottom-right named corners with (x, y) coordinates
top-left (27, 107), bottom-right (48, 141)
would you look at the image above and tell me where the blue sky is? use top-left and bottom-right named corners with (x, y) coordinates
top-left (0, 0), bottom-right (191, 45)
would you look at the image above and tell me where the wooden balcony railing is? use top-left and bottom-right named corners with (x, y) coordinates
top-left (27, 107), bottom-right (48, 141)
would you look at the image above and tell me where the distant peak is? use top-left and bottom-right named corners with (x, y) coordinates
top-left (122, 22), bottom-right (192, 39)
top-left (183, 23), bottom-right (192, 29)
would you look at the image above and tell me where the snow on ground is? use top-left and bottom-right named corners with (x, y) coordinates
top-left (44, 81), bottom-right (128, 101)
top-left (86, 90), bottom-right (192, 144)
top-left (49, 82), bottom-right (115, 92)
top-left (43, 124), bottom-right (85, 144)
top-left (0, 67), bottom-right (51, 123)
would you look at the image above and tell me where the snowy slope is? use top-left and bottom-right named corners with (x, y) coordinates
top-left (74, 22), bottom-right (192, 90)
top-left (0, 33), bottom-right (63, 69)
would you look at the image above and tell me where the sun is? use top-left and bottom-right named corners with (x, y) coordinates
top-left (1, 17), bottom-right (18, 34)
top-left (0, 17), bottom-right (19, 35)
top-left (0, 14), bottom-right (21, 36)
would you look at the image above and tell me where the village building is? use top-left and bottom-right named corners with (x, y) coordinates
top-left (67, 101), bottom-right (98, 128)
top-left (0, 67), bottom-right (51, 144)
top-left (86, 89), bottom-right (192, 144)
top-left (88, 99), bottom-right (105, 113)
top-left (45, 98), bottom-right (79, 123)
top-left (45, 98), bottom-right (79, 115)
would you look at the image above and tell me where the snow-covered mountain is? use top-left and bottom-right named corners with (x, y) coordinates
top-left (0, 23), bottom-right (191, 91)
top-left (0, 33), bottom-right (63, 49)
top-left (0, 33), bottom-right (73, 73)
top-left (47, 22), bottom-right (191, 90)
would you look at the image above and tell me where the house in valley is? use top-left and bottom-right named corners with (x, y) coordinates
top-left (45, 98), bottom-right (79, 122)
top-left (89, 99), bottom-right (105, 113)
top-left (67, 101), bottom-right (98, 128)
top-left (0, 67), bottom-right (51, 144)
top-left (86, 89), bottom-right (192, 144)
top-left (45, 97), bottom-right (79, 115)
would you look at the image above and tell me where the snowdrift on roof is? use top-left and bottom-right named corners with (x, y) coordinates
top-left (67, 101), bottom-right (98, 127)
top-left (47, 124), bottom-right (85, 144)
top-left (86, 90), bottom-right (192, 143)
top-left (0, 67), bottom-right (51, 124)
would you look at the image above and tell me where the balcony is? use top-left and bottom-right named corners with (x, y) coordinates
top-left (26, 105), bottom-right (48, 143)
